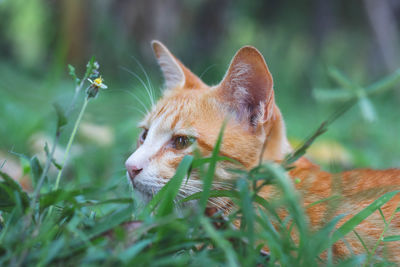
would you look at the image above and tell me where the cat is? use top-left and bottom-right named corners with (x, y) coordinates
top-left (125, 40), bottom-right (400, 262)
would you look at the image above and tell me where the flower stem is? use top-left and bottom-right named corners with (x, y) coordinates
top-left (53, 97), bottom-right (89, 191)
top-left (31, 77), bottom-right (87, 208)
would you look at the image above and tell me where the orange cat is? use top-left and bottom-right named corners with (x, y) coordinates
top-left (125, 41), bottom-right (400, 261)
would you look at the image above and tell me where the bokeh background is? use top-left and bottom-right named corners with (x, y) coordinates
top-left (0, 0), bottom-right (399, 190)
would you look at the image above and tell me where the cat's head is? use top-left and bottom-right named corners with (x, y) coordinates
top-left (125, 41), bottom-right (291, 203)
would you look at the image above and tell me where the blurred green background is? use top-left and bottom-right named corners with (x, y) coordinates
top-left (0, 0), bottom-right (399, 190)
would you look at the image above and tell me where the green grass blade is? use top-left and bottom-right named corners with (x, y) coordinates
top-left (199, 121), bottom-right (226, 212)
top-left (328, 67), bottom-right (354, 89)
top-left (200, 216), bottom-right (239, 267)
top-left (118, 239), bottom-right (153, 263)
top-left (141, 155), bottom-right (193, 218)
top-left (313, 88), bottom-right (353, 102)
top-left (382, 235), bottom-right (400, 242)
top-left (366, 68), bottom-right (400, 96)
top-left (353, 230), bottom-right (370, 254)
top-left (319, 190), bottom-right (400, 253)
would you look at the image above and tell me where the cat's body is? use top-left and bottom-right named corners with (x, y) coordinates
top-left (282, 157), bottom-right (400, 260)
top-left (125, 41), bottom-right (400, 262)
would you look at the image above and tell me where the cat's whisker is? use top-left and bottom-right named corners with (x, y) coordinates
top-left (184, 179), bottom-right (235, 191)
top-left (208, 198), bottom-right (227, 211)
top-left (178, 186), bottom-right (229, 211)
top-left (126, 105), bottom-right (147, 117)
top-left (199, 64), bottom-right (217, 80)
top-left (112, 88), bottom-right (149, 115)
top-left (130, 56), bottom-right (157, 106)
top-left (120, 66), bottom-right (155, 108)
top-left (122, 89), bottom-right (150, 114)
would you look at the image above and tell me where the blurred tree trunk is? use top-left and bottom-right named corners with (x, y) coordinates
top-left (61, 0), bottom-right (88, 66)
top-left (364, 0), bottom-right (400, 98)
top-left (364, 0), bottom-right (400, 73)
top-left (313, 0), bottom-right (336, 48)
top-left (113, 0), bottom-right (181, 57)
top-left (187, 0), bottom-right (230, 65)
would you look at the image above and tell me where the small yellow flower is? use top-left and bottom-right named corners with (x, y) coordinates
top-left (88, 76), bottom-right (108, 89)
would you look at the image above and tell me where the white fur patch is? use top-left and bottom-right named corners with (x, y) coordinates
top-left (126, 113), bottom-right (172, 195)
top-left (229, 62), bottom-right (252, 107)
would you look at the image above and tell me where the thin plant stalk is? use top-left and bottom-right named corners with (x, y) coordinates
top-left (47, 97), bottom-right (89, 217)
top-left (31, 77), bottom-right (88, 208)
top-left (53, 97), bottom-right (89, 190)
top-left (54, 97), bottom-right (89, 190)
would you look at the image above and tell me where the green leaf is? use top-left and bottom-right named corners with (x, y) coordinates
top-left (358, 96), bottom-right (376, 122)
top-left (19, 156), bottom-right (31, 176)
top-left (55, 205), bottom-right (135, 260)
top-left (44, 143), bottom-right (62, 170)
top-left (366, 68), bottom-right (400, 96)
top-left (30, 155), bottom-right (43, 185)
top-left (68, 64), bottom-right (80, 85)
top-left (353, 230), bottom-right (370, 254)
top-left (200, 217), bottom-right (239, 267)
top-left (0, 160), bottom-right (5, 170)
top-left (328, 67), bottom-right (354, 89)
top-left (155, 155), bottom-right (193, 217)
top-left (382, 235), bottom-right (400, 242)
top-left (312, 214), bottom-right (346, 253)
top-left (335, 255), bottom-right (366, 267)
top-left (140, 155), bottom-right (193, 219)
top-left (39, 188), bottom-right (95, 210)
top-left (84, 56), bottom-right (96, 79)
top-left (82, 205), bottom-right (134, 239)
top-left (79, 198), bottom-right (134, 207)
top-left (53, 103), bottom-right (68, 131)
top-left (118, 239), bottom-right (153, 263)
top-left (0, 171), bottom-right (30, 212)
top-left (238, 178), bottom-right (255, 247)
top-left (313, 88), bottom-right (353, 102)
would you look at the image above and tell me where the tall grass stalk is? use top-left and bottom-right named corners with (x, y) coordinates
top-left (53, 97), bottom-right (89, 191)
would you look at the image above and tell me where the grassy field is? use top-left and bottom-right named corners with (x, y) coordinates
top-left (2, 1), bottom-right (400, 265)
top-left (0, 51), bottom-right (400, 266)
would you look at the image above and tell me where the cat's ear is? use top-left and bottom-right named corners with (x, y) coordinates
top-left (152, 40), bottom-right (204, 89)
top-left (216, 46), bottom-right (275, 127)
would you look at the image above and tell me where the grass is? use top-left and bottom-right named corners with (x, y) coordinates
top-left (0, 59), bottom-right (399, 266)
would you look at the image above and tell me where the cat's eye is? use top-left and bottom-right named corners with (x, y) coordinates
top-left (139, 129), bottom-right (148, 144)
top-left (172, 135), bottom-right (196, 150)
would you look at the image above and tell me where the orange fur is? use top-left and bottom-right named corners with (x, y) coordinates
top-left (126, 41), bottom-right (400, 262)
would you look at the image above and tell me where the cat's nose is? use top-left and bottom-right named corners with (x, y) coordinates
top-left (126, 163), bottom-right (143, 180)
